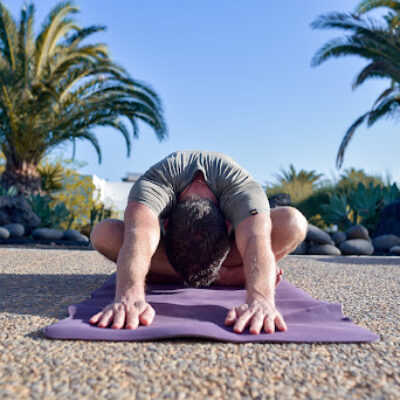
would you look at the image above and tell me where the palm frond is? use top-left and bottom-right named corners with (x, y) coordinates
top-left (49, 129), bottom-right (102, 163)
top-left (336, 113), bottom-right (370, 168)
top-left (311, 12), bottom-right (380, 32)
top-left (0, 3), bottom-right (18, 69)
top-left (36, 1), bottom-right (79, 78)
top-left (367, 94), bottom-right (400, 125)
top-left (65, 25), bottom-right (106, 47)
top-left (373, 86), bottom-right (396, 107)
top-left (352, 61), bottom-right (397, 88)
top-left (312, 32), bottom-right (400, 69)
top-left (356, 0), bottom-right (400, 15)
top-left (18, 3), bottom-right (35, 87)
top-left (46, 18), bottom-right (81, 55)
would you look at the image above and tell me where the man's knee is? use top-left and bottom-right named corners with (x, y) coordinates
top-left (286, 207), bottom-right (308, 240)
top-left (90, 218), bottom-right (121, 250)
top-left (274, 206), bottom-right (308, 240)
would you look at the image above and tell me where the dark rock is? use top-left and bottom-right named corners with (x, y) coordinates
top-left (306, 224), bottom-right (332, 244)
top-left (372, 234), bottom-right (400, 252)
top-left (307, 244), bottom-right (341, 256)
top-left (339, 239), bottom-right (374, 256)
top-left (374, 199), bottom-right (400, 237)
top-left (0, 195), bottom-right (40, 234)
top-left (63, 229), bottom-right (89, 242)
top-left (389, 245), bottom-right (400, 255)
top-left (32, 228), bottom-right (64, 241)
top-left (346, 225), bottom-right (370, 241)
top-left (268, 193), bottom-right (291, 208)
top-left (3, 223), bottom-right (25, 238)
top-left (290, 241), bottom-right (307, 255)
top-left (0, 227), bottom-right (10, 239)
top-left (332, 231), bottom-right (347, 245)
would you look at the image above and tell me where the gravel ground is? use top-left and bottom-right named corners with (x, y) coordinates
top-left (0, 249), bottom-right (399, 399)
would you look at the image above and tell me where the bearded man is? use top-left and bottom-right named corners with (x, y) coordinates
top-left (89, 151), bottom-right (308, 335)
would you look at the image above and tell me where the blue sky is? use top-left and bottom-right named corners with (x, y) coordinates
top-left (8, 0), bottom-right (400, 186)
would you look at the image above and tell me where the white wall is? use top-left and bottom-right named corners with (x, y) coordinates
top-left (92, 174), bottom-right (136, 219)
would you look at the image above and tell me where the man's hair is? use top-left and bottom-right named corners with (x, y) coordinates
top-left (164, 198), bottom-right (231, 287)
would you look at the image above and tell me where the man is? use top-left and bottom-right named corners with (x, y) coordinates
top-left (89, 151), bottom-right (308, 334)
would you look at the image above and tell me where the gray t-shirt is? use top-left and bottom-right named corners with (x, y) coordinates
top-left (128, 151), bottom-right (269, 228)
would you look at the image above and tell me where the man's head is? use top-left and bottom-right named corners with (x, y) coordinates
top-left (164, 197), bottom-right (231, 287)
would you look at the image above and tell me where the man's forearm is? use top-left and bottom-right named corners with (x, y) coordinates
top-left (226, 214), bottom-right (287, 334)
top-left (115, 230), bottom-right (155, 300)
top-left (243, 235), bottom-right (276, 304)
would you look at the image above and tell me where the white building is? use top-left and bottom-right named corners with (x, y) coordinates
top-left (91, 172), bottom-right (142, 218)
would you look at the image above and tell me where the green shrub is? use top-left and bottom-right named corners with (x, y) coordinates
top-left (36, 156), bottom-right (118, 233)
top-left (0, 184), bottom-right (18, 197)
top-left (334, 168), bottom-right (384, 196)
top-left (294, 185), bottom-right (336, 228)
top-left (0, 153), bottom-right (119, 234)
top-left (27, 193), bottom-right (71, 230)
top-left (320, 182), bottom-right (400, 232)
top-left (266, 165), bottom-right (399, 233)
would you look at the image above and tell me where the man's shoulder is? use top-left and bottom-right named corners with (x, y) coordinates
top-left (159, 150), bottom-right (236, 167)
top-left (166, 150), bottom-right (232, 158)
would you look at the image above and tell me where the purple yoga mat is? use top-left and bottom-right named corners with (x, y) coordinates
top-left (44, 274), bottom-right (379, 342)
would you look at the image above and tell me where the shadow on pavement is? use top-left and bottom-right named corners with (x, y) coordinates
top-left (0, 273), bottom-right (111, 318)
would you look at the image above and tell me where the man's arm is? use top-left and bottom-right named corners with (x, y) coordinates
top-left (89, 201), bottom-right (160, 329)
top-left (224, 213), bottom-right (287, 334)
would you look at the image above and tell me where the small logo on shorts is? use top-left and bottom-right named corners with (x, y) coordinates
top-left (250, 209), bottom-right (258, 215)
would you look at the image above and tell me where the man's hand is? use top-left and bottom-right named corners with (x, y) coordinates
top-left (224, 297), bottom-right (287, 335)
top-left (89, 202), bottom-right (159, 330)
top-left (89, 297), bottom-right (155, 329)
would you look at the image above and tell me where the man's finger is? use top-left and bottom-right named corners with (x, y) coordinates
top-left (89, 311), bottom-right (103, 325)
top-left (275, 313), bottom-right (287, 332)
top-left (224, 307), bottom-right (237, 325)
top-left (125, 307), bottom-right (140, 330)
top-left (263, 316), bottom-right (275, 334)
top-left (233, 308), bottom-right (254, 333)
top-left (249, 311), bottom-right (264, 335)
top-left (111, 306), bottom-right (126, 329)
top-left (139, 306), bottom-right (155, 326)
top-left (98, 310), bottom-right (114, 328)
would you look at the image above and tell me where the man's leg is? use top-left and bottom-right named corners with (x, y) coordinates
top-left (90, 218), bottom-right (181, 283)
top-left (215, 206), bottom-right (308, 285)
top-left (90, 206), bottom-right (308, 286)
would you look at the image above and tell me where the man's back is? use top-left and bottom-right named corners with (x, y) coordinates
top-left (128, 150), bottom-right (270, 228)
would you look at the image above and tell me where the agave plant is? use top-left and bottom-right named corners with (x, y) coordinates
top-left (320, 194), bottom-right (353, 230)
top-left (27, 193), bottom-right (70, 229)
top-left (382, 182), bottom-right (400, 203)
top-left (349, 182), bottom-right (382, 230)
top-left (311, 0), bottom-right (400, 168)
top-left (0, 1), bottom-right (167, 195)
top-left (321, 181), bottom-right (400, 232)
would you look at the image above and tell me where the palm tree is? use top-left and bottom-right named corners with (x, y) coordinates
top-left (266, 165), bottom-right (325, 204)
top-left (357, 0), bottom-right (400, 28)
top-left (0, 1), bottom-right (167, 195)
top-left (335, 167), bottom-right (384, 195)
top-left (311, 0), bottom-right (400, 168)
top-left (273, 164), bottom-right (324, 186)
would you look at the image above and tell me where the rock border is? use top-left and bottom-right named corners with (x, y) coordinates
top-left (0, 238), bottom-right (92, 250)
top-left (292, 223), bottom-right (400, 256)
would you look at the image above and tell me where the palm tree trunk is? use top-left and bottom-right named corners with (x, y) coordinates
top-left (0, 161), bottom-right (42, 196)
